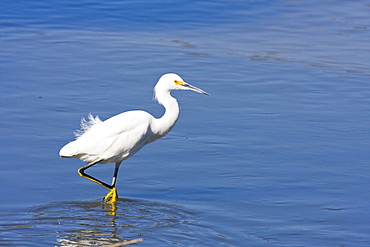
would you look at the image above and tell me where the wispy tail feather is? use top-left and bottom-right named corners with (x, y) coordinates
top-left (74, 113), bottom-right (102, 138)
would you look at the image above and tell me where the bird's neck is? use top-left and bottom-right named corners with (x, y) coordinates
top-left (153, 91), bottom-right (180, 137)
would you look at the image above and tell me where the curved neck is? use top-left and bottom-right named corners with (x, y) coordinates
top-left (152, 91), bottom-right (180, 137)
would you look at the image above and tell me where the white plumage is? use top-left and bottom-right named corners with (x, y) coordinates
top-left (59, 73), bottom-right (209, 202)
top-left (60, 111), bottom-right (155, 163)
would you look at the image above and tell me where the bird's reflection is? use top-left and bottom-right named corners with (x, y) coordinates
top-left (28, 198), bottom-right (197, 246)
top-left (103, 199), bottom-right (117, 214)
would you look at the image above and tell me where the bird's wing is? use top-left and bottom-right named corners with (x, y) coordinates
top-left (60, 111), bottom-right (154, 163)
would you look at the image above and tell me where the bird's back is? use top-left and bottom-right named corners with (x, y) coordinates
top-left (60, 110), bottom-right (155, 164)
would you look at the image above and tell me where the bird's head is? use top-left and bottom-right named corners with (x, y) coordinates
top-left (155, 73), bottom-right (210, 96)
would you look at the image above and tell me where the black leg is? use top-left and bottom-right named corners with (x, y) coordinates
top-left (78, 160), bottom-right (113, 190)
top-left (110, 162), bottom-right (122, 188)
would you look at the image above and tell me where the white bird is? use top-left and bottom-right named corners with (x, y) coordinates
top-left (59, 73), bottom-right (209, 203)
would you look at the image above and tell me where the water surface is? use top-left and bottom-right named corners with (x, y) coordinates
top-left (1, 0), bottom-right (370, 246)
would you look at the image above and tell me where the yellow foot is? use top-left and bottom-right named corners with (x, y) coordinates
top-left (104, 187), bottom-right (118, 203)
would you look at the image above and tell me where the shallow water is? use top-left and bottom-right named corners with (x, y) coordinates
top-left (1, 0), bottom-right (370, 246)
top-left (3, 199), bottom-right (220, 246)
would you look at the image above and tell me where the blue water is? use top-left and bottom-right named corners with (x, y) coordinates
top-left (1, 0), bottom-right (370, 246)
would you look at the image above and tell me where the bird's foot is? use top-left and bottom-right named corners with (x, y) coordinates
top-left (103, 187), bottom-right (118, 203)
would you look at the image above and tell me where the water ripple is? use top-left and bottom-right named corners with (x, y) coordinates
top-left (1, 198), bottom-right (234, 246)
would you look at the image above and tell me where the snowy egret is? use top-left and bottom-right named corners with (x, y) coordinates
top-left (59, 73), bottom-right (209, 202)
